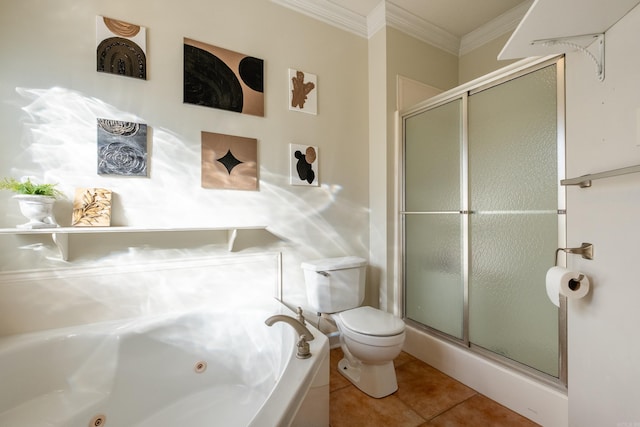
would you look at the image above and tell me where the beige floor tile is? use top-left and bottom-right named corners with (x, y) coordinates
top-left (328, 346), bottom-right (533, 427)
top-left (426, 394), bottom-right (540, 426)
top-left (330, 347), bottom-right (351, 392)
top-left (395, 350), bottom-right (419, 367)
top-left (394, 360), bottom-right (477, 420)
top-left (330, 385), bottom-right (425, 427)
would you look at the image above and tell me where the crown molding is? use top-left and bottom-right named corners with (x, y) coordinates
top-left (459, 0), bottom-right (533, 55)
top-left (384, 2), bottom-right (460, 55)
top-left (367, 1), bottom-right (387, 38)
top-left (271, 0), bottom-right (531, 57)
top-left (271, 0), bottom-right (368, 37)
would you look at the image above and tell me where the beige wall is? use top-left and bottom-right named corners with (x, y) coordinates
top-left (387, 28), bottom-right (459, 92)
top-left (368, 26), bottom-right (457, 312)
top-left (367, 29), bottom-right (387, 309)
top-left (0, 0), bottom-right (370, 329)
top-left (459, 33), bottom-right (519, 84)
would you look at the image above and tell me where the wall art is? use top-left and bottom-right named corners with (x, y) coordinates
top-left (96, 16), bottom-right (147, 80)
top-left (289, 69), bottom-right (317, 115)
top-left (184, 38), bottom-right (264, 117)
top-left (97, 118), bottom-right (148, 176)
top-left (72, 188), bottom-right (112, 227)
top-left (290, 144), bottom-right (318, 186)
top-left (201, 131), bottom-right (258, 191)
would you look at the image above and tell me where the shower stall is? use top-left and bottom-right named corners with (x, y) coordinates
top-left (400, 56), bottom-right (566, 385)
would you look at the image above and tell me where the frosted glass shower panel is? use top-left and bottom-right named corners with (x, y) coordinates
top-left (467, 64), bottom-right (559, 377)
top-left (469, 65), bottom-right (557, 211)
top-left (404, 99), bottom-right (461, 212)
top-left (405, 214), bottom-right (463, 339)
top-left (469, 213), bottom-right (559, 376)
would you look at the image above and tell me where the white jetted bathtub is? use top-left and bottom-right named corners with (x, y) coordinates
top-left (0, 299), bottom-right (329, 427)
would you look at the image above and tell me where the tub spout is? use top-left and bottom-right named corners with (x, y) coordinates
top-left (265, 314), bottom-right (315, 359)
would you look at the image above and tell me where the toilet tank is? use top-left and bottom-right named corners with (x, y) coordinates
top-left (301, 256), bottom-right (367, 313)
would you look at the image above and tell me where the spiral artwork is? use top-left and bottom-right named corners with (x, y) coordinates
top-left (97, 118), bottom-right (148, 176)
top-left (96, 16), bottom-right (147, 80)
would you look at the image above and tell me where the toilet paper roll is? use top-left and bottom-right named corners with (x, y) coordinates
top-left (545, 266), bottom-right (590, 307)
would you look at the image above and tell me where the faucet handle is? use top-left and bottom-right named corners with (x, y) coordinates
top-left (296, 334), bottom-right (311, 359)
top-left (296, 306), bottom-right (306, 325)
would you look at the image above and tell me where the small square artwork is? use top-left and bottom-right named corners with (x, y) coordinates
top-left (97, 118), bottom-right (148, 176)
top-left (290, 144), bottom-right (318, 186)
top-left (289, 69), bottom-right (317, 115)
top-left (184, 38), bottom-right (264, 117)
top-left (96, 16), bottom-right (147, 80)
top-left (72, 188), bottom-right (113, 227)
top-left (202, 131), bottom-right (258, 191)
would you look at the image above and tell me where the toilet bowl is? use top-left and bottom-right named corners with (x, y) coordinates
top-left (302, 257), bottom-right (406, 398)
top-left (332, 306), bottom-right (405, 398)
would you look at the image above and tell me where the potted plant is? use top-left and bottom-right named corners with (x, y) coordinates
top-left (0, 177), bottom-right (63, 228)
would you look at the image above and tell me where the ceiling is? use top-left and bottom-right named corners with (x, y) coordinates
top-left (273, 0), bottom-right (533, 55)
top-left (329, 0), bottom-right (529, 38)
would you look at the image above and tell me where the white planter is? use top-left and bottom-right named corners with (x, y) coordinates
top-left (13, 195), bottom-right (58, 229)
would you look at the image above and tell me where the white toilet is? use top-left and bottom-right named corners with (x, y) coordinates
top-left (302, 256), bottom-right (405, 398)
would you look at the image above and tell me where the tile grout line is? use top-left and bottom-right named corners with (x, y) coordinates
top-left (411, 391), bottom-right (480, 423)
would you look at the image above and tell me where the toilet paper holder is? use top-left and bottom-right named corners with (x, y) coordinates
top-left (555, 242), bottom-right (593, 265)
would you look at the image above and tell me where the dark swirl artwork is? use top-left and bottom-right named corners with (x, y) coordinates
top-left (97, 118), bottom-right (148, 176)
top-left (96, 16), bottom-right (147, 80)
top-left (184, 38), bottom-right (264, 117)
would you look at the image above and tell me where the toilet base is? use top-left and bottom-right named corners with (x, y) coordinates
top-left (337, 357), bottom-right (398, 398)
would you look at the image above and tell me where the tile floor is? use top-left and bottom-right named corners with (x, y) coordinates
top-left (329, 348), bottom-right (540, 427)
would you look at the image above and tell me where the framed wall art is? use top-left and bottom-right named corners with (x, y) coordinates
top-left (72, 188), bottom-right (112, 227)
top-left (289, 69), bottom-right (317, 115)
top-left (96, 16), bottom-right (147, 80)
top-left (97, 118), bottom-right (148, 176)
top-left (201, 131), bottom-right (258, 191)
top-left (184, 38), bottom-right (264, 117)
top-left (290, 144), bottom-right (318, 186)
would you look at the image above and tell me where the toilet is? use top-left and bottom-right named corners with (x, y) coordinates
top-left (302, 256), bottom-right (405, 398)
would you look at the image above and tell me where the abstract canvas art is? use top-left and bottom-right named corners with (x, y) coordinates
top-left (96, 16), bottom-right (147, 80)
top-left (72, 188), bottom-right (112, 227)
top-left (184, 38), bottom-right (264, 117)
top-left (289, 69), bottom-right (317, 115)
top-left (97, 118), bottom-right (148, 176)
top-left (201, 131), bottom-right (258, 191)
top-left (290, 144), bottom-right (318, 186)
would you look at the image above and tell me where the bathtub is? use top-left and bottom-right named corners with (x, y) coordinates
top-left (0, 298), bottom-right (329, 427)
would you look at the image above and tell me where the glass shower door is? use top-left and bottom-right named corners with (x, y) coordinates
top-left (401, 58), bottom-right (564, 381)
top-left (403, 99), bottom-right (464, 339)
top-left (467, 65), bottom-right (559, 377)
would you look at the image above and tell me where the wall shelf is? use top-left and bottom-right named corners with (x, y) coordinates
top-left (499, 0), bottom-right (640, 63)
top-left (561, 164), bottom-right (640, 188)
top-left (0, 226), bottom-right (268, 260)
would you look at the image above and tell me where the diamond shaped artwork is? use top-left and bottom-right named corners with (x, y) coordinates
top-left (201, 131), bottom-right (258, 190)
top-left (217, 149), bottom-right (243, 174)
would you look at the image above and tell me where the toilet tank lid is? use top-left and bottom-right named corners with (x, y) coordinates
top-left (301, 256), bottom-right (367, 272)
top-left (338, 306), bottom-right (405, 336)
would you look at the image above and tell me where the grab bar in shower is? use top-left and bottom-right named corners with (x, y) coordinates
top-left (561, 164), bottom-right (640, 188)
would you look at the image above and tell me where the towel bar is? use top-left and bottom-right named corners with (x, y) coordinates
top-left (561, 164), bottom-right (640, 188)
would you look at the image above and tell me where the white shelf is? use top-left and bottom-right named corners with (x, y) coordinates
top-left (0, 226), bottom-right (268, 260)
top-left (499, 0), bottom-right (640, 60)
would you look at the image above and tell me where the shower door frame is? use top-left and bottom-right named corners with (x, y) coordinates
top-left (397, 55), bottom-right (567, 387)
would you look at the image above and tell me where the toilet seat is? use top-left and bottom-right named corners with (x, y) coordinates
top-left (336, 306), bottom-right (405, 347)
